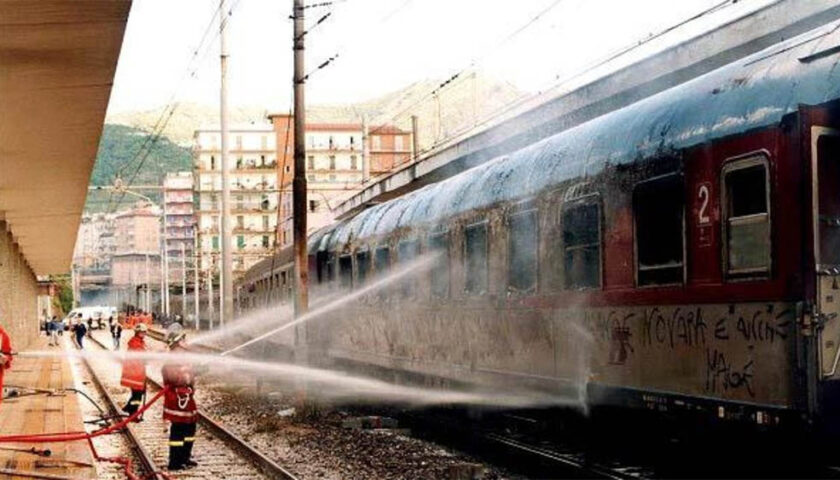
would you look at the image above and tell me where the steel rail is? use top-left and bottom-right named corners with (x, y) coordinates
top-left (77, 341), bottom-right (161, 479)
top-left (90, 333), bottom-right (298, 480)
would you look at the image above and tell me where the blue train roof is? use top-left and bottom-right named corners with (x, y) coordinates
top-left (316, 22), bottom-right (840, 252)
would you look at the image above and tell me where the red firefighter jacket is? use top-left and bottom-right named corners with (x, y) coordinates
top-left (162, 359), bottom-right (197, 424)
top-left (0, 326), bottom-right (11, 406)
top-left (120, 335), bottom-right (147, 390)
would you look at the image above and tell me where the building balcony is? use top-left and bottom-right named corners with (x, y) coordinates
top-left (195, 162), bottom-right (278, 172)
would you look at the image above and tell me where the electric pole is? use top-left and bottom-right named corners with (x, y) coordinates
top-left (193, 242), bottom-right (199, 330)
top-left (181, 242), bottom-right (187, 321)
top-left (220, 0), bottom-right (233, 327)
top-left (293, 0), bottom-right (309, 339)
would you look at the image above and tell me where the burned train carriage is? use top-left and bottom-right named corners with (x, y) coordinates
top-left (240, 25), bottom-right (840, 430)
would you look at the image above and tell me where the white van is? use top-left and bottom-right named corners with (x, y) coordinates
top-left (62, 306), bottom-right (115, 330)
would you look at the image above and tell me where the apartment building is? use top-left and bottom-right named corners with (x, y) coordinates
top-left (163, 172), bottom-right (195, 283)
top-left (193, 124), bottom-right (279, 279)
top-left (267, 115), bottom-right (412, 247)
top-left (110, 203), bottom-right (161, 288)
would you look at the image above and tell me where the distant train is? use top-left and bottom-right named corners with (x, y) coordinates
top-left (238, 24), bottom-right (840, 434)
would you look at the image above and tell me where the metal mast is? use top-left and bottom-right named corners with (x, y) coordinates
top-left (293, 0), bottom-right (309, 336)
top-left (220, 0), bottom-right (233, 327)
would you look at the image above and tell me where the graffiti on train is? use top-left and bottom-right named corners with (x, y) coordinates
top-left (582, 304), bottom-right (793, 397)
top-left (587, 304), bottom-right (792, 351)
top-left (705, 346), bottom-right (755, 397)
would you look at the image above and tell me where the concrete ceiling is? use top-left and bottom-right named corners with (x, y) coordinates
top-left (0, 1), bottom-right (131, 275)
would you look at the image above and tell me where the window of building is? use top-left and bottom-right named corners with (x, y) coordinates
top-left (339, 255), bottom-right (352, 289)
top-left (508, 209), bottom-right (538, 292)
top-left (236, 195), bottom-right (244, 210)
top-left (210, 156), bottom-right (216, 170)
top-left (723, 157), bottom-right (770, 277)
top-left (210, 194), bottom-right (218, 210)
top-left (309, 200), bottom-right (318, 212)
top-left (328, 136), bottom-right (335, 150)
top-left (329, 155), bottom-right (336, 170)
top-left (429, 232), bottom-right (449, 298)
top-left (372, 135), bottom-right (381, 150)
top-left (212, 236), bottom-right (219, 250)
top-left (237, 235), bottom-right (245, 249)
top-left (262, 235), bottom-right (270, 248)
top-left (350, 136), bottom-right (356, 150)
top-left (563, 201), bottom-right (601, 289)
top-left (329, 174), bottom-right (336, 182)
top-left (634, 174), bottom-right (685, 286)
top-left (261, 195), bottom-right (270, 210)
top-left (395, 136), bottom-right (404, 151)
top-left (260, 155), bottom-right (266, 166)
top-left (356, 250), bottom-right (370, 286)
top-left (464, 222), bottom-right (488, 295)
top-left (308, 174), bottom-right (315, 182)
top-left (285, 165), bottom-right (291, 174)
top-left (236, 215), bottom-right (244, 229)
top-left (350, 155), bottom-right (358, 170)
top-left (262, 215), bottom-right (269, 231)
top-left (308, 156), bottom-right (315, 170)
top-left (212, 215), bottom-right (219, 228)
top-left (236, 157), bottom-right (243, 169)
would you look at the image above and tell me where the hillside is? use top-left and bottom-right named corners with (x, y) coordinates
top-left (105, 74), bottom-right (524, 152)
top-left (85, 124), bottom-right (191, 213)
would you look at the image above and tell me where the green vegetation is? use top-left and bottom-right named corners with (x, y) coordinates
top-left (53, 275), bottom-right (74, 316)
top-left (85, 124), bottom-right (191, 213)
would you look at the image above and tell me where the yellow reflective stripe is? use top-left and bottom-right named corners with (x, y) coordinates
top-left (183, 437), bottom-right (196, 442)
top-left (168, 441), bottom-right (184, 446)
top-left (129, 401), bottom-right (142, 405)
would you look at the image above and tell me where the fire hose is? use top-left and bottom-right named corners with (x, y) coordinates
top-left (0, 387), bottom-right (174, 480)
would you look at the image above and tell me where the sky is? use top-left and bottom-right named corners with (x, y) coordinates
top-left (106, 0), bottom-right (776, 115)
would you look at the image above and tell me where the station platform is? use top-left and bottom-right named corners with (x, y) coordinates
top-left (0, 335), bottom-right (96, 479)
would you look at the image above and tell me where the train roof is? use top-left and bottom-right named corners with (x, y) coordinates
top-left (308, 22), bottom-right (840, 252)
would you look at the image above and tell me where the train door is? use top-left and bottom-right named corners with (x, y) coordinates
top-left (812, 127), bottom-right (840, 380)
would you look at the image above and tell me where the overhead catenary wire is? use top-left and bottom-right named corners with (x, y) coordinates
top-left (107, 0), bottom-right (244, 214)
top-left (366, 0), bottom-right (742, 162)
top-left (364, 0), bottom-right (569, 139)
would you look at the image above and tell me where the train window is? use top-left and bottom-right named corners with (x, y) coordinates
top-left (723, 157), bottom-right (770, 277)
top-left (465, 222), bottom-right (489, 295)
top-left (428, 233), bottom-right (449, 298)
top-left (634, 174), bottom-right (685, 286)
top-left (356, 250), bottom-right (370, 286)
top-left (398, 240), bottom-right (420, 297)
top-left (563, 201), bottom-right (601, 289)
top-left (338, 255), bottom-right (352, 289)
top-left (508, 209), bottom-right (538, 292)
top-left (375, 247), bottom-right (390, 274)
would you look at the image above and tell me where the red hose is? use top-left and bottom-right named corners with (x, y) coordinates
top-left (87, 437), bottom-right (175, 480)
top-left (0, 388), bottom-right (166, 443)
top-left (0, 387), bottom-right (176, 479)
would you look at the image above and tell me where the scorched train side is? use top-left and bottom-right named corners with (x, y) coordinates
top-left (237, 24), bottom-right (840, 434)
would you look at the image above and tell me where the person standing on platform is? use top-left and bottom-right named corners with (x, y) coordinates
top-left (48, 316), bottom-right (59, 346)
top-left (121, 323), bottom-right (148, 417)
top-left (0, 319), bottom-right (12, 406)
top-left (162, 324), bottom-right (198, 470)
top-left (74, 314), bottom-right (87, 349)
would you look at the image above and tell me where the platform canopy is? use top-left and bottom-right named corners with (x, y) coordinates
top-left (0, 0), bottom-right (131, 275)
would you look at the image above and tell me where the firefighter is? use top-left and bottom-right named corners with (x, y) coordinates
top-left (0, 318), bottom-right (12, 406)
top-left (162, 324), bottom-right (198, 470)
top-left (120, 323), bottom-right (148, 417)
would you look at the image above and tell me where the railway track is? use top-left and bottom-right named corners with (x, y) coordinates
top-left (85, 332), bottom-right (299, 480)
top-left (147, 325), bottom-right (644, 479)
